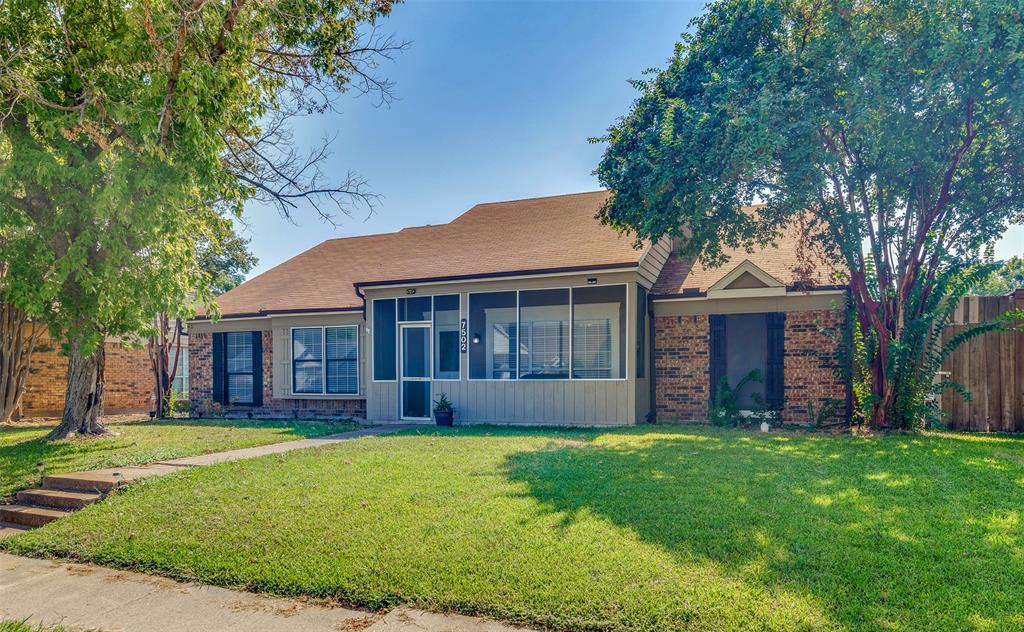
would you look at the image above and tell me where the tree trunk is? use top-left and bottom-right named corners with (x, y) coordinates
top-left (148, 313), bottom-right (181, 419)
top-left (47, 341), bottom-right (110, 439)
top-left (1, 302), bottom-right (40, 424)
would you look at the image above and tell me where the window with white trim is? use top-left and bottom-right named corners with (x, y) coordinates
top-left (226, 332), bottom-right (254, 403)
top-left (171, 347), bottom-right (189, 395)
top-left (292, 326), bottom-right (359, 395)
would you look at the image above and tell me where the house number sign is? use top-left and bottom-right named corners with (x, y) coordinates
top-left (460, 318), bottom-right (468, 353)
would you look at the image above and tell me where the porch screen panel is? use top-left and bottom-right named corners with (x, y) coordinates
top-left (519, 289), bottom-right (569, 379)
top-left (571, 285), bottom-right (626, 379)
top-left (398, 296), bottom-right (432, 322)
top-left (469, 292), bottom-right (517, 379)
top-left (372, 299), bottom-right (397, 380)
top-left (433, 294), bottom-right (460, 379)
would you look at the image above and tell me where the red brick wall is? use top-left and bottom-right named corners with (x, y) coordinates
top-left (189, 330), bottom-right (366, 420)
top-left (653, 315), bottom-right (710, 422)
top-left (783, 309), bottom-right (847, 424)
top-left (20, 329), bottom-right (152, 417)
top-left (653, 309), bottom-right (847, 424)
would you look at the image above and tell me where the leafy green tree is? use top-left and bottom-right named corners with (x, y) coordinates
top-left (970, 256), bottom-right (1024, 296)
top-left (596, 0), bottom-right (1024, 429)
top-left (148, 223), bottom-right (257, 419)
top-left (0, 0), bottom-right (400, 438)
top-left (199, 229), bottom-right (259, 297)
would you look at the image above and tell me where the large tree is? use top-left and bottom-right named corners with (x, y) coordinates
top-left (596, 0), bottom-right (1024, 429)
top-left (0, 0), bottom-right (400, 437)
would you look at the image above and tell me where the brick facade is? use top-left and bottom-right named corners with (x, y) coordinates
top-left (20, 329), bottom-right (153, 418)
top-left (189, 330), bottom-right (366, 420)
top-left (654, 315), bottom-right (710, 422)
top-left (653, 309), bottom-right (847, 424)
top-left (782, 309), bottom-right (847, 425)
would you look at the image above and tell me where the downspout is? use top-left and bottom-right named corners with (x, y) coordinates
top-left (354, 284), bottom-right (367, 321)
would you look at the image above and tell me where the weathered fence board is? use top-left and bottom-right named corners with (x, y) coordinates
top-left (940, 291), bottom-right (1024, 432)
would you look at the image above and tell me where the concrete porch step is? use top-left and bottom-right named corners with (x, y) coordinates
top-left (17, 488), bottom-right (102, 510)
top-left (42, 472), bottom-right (121, 493)
top-left (0, 504), bottom-right (71, 528)
top-left (0, 521), bottom-right (31, 539)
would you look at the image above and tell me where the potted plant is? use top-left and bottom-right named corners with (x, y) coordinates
top-left (433, 393), bottom-right (454, 426)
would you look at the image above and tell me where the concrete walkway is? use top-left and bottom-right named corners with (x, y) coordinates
top-left (11, 425), bottom-right (415, 509)
top-left (160, 424), bottom-right (415, 467)
top-left (0, 552), bottom-right (533, 631)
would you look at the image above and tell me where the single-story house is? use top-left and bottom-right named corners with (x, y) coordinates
top-left (188, 191), bottom-right (849, 425)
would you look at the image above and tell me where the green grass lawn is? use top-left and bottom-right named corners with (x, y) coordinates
top-left (4, 426), bottom-right (1023, 631)
top-left (0, 621), bottom-right (73, 632)
top-left (0, 418), bottom-right (352, 498)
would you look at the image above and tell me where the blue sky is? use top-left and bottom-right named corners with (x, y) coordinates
top-left (240, 0), bottom-right (1023, 278)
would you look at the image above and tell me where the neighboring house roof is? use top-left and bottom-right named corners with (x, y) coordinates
top-left (652, 220), bottom-right (845, 296)
top-left (209, 191), bottom-right (648, 318)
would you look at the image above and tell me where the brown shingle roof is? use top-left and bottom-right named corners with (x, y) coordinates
top-left (209, 191), bottom-right (648, 317)
top-left (652, 220), bottom-right (846, 295)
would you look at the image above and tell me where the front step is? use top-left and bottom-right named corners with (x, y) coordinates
top-left (0, 504), bottom-right (71, 528)
top-left (17, 488), bottom-right (102, 510)
top-left (41, 472), bottom-right (120, 493)
top-left (0, 521), bottom-right (31, 539)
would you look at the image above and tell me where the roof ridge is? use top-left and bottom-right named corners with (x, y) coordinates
top-left (470, 189), bottom-right (608, 207)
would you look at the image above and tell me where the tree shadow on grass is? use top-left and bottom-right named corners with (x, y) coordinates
top-left (502, 427), bottom-right (1024, 631)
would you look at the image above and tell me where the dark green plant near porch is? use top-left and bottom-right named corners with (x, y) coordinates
top-left (709, 370), bottom-right (768, 427)
top-left (595, 0), bottom-right (1024, 430)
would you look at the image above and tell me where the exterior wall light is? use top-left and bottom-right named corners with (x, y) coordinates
top-left (587, 277), bottom-right (598, 284)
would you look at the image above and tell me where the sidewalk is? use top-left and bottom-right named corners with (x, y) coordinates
top-left (0, 552), bottom-right (532, 631)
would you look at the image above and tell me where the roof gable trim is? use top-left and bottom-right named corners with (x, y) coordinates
top-left (707, 259), bottom-right (786, 298)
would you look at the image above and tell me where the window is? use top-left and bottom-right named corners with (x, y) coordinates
top-left (469, 292), bottom-right (517, 379)
top-left (724, 313), bottom-right (767, 408)
top-left (433, 295), bottom-right (460, 379)
top-left (292, 328), bottom-right (323, 394)
top-left (572, 285), bottom-right (626, 379)
top-left (372, 299), bottom-right (397, 380)
top-left (636, 285), bottom-right (647, 378)
top-left (226, 332), bottom-right (255, 403)
top-left (326, 327), bottom-right (359, 394)
top-left (710, 312), bottom-right (784, 410)
top-left (519, 289), bottom-right (569, 379)
top-left (171, 347), bottom-right (189, 395)
top-left (293, 326), bottom-right (360, 395)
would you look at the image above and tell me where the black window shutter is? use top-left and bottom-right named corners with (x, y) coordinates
top-left (251, 331), bottom-right (263, 406)
top-left (709, 315), bottom-right (726, 400)
top-left (766, 312), bottom-right (786, 410)
top-left (212, 332), bottom-right (226, 404)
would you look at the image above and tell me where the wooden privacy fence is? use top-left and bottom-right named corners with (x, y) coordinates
top-left (940, 290), bottom-right (1024, 432)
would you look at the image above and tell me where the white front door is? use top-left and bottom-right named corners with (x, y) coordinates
top-left (400, 323), bottom-right (431, 420)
